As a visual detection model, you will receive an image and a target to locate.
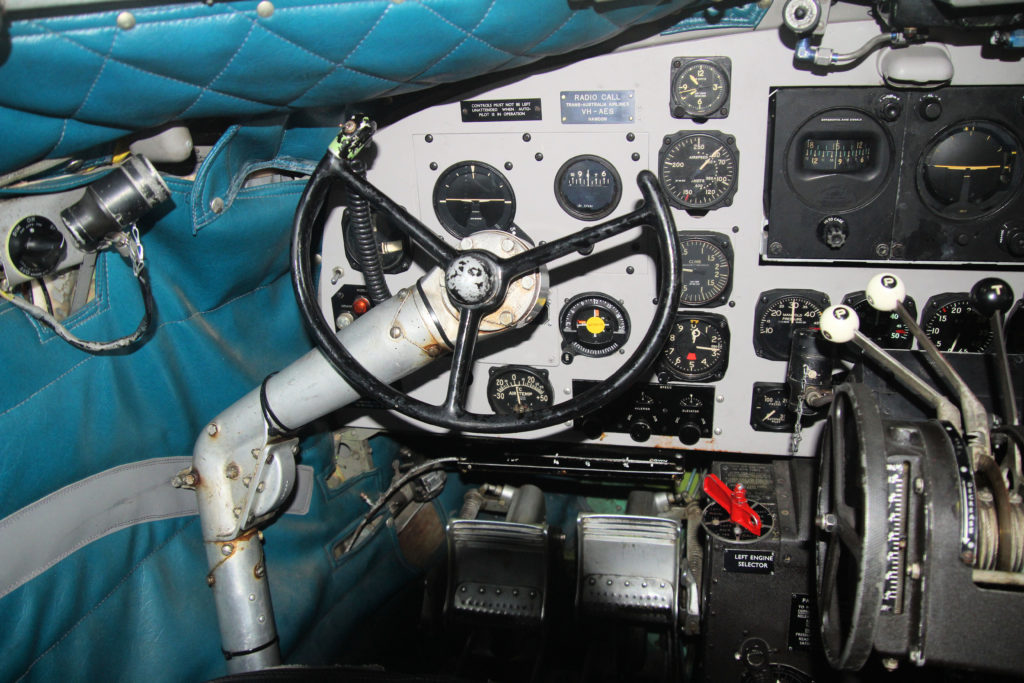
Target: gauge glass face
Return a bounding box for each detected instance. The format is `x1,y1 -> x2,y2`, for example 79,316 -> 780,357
918,121 -> 1021,219
923,298 -> 993,352
8,215 -> 66,278
559,293 -> 631,357
755,292 -> 828,361
679,236 -> 732,306
844,293 -> 916,350
750,383 -> 796,432
486,366 -> 554,416
801,137 -> 872,173
432,161 -> 516,238
659,132 -> 738,210
672,61 -> 728,117
554,155 -> 622,221
662,316 -> 728,382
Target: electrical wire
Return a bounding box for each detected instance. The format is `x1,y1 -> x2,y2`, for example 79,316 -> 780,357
0,265 -> 154,353
343,457 -> 458,554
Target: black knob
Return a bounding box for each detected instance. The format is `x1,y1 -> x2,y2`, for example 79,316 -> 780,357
629,420 -> 652,443
877,94 -> 902,122
919,95 -> 942,121
7,215 -> 67,278
678,421 -> 703,446
581,419 -> 603,440
818,216 -> 848,250
1005,227 -> 1024,258
971,278 -> 1015,317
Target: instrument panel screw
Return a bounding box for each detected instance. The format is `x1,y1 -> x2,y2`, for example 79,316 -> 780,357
429,162 -> 438,171
424,134 -> 433,143
875,243 -> 890,257
882,657 -> 899,671
817,512 -> 838,532
768,242 -> 783,256
631,152 -> 641,162
522,133 -> 532,142
626,132 -> 636,142
504,161 -> 513,171
535,152 -> 543,162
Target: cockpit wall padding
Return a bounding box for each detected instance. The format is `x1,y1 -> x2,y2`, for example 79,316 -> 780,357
0,0 -> 695,174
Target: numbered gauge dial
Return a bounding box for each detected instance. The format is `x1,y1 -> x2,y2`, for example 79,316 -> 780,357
842,291 -> 917,349
7,215 -> 67,278
671,58 -> 730,119
750,382 -> 796,432
554,155 -> 622,221
432,161 -> 516,238
659,131 -> 739,211
559,293 -> 631,357
918,121 -> 1021,220
921,294 -> 993,352
661,313 -> 730,382
678,233 -> 733,307
486,366 -> 554,416
753,289 -> 830,361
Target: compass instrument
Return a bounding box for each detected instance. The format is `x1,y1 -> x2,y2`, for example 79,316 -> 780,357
559,292 -> 631,358
432,161 -> 516,238
658,131 -> 739,211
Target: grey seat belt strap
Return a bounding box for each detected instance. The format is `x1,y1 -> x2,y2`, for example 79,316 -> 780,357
0,456 -> 315,599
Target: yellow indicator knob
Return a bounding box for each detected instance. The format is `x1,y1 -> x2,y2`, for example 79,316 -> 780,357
586,316 -> 606,335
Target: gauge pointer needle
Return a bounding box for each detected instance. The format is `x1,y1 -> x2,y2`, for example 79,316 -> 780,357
948,336 -> 959,352
698,147 -> 723,172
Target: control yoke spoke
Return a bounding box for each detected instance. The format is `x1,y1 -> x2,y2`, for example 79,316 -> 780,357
443,308 -> 484,417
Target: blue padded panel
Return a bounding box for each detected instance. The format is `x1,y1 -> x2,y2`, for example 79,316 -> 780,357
0,0 -> 696,174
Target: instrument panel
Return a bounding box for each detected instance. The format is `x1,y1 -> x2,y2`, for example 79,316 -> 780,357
318,21 -> 1024,460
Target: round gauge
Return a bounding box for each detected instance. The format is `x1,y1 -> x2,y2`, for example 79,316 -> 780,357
7,215 -> 66,278
842,291 -> 917,350
678,233 -> 733,307
750,383 -> 795,432
661,313 -> 730,382
701,499 -> 774,543
554,155 -> 622,221
486,366 -> 554,416
342,210 -> 410,273
753,289 -> 830,361
658,131 -> 739,211
921,295 -> 993,353
918,121 -> 1021,220
432,161 -> 516,238
671,59 -> 729,119
559,292 -> 631,357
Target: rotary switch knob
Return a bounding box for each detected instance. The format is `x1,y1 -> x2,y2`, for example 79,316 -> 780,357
629,420 -> 652,443
678,421 -> 703,446
818,216 -> 848,250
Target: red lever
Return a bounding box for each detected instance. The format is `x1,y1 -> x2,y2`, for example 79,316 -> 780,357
703,474 -> 762,536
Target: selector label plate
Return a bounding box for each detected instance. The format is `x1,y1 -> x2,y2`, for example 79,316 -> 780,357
723,548 -> 774,574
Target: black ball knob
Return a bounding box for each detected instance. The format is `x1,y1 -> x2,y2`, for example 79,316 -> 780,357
971,278 -> 1014,317
629,420 -> 652,443
877,94 -> 902,122
581,419 -> 603,440
678,421 -> 703,446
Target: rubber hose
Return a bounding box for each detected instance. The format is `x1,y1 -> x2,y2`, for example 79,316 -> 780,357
348,160 -> 391,305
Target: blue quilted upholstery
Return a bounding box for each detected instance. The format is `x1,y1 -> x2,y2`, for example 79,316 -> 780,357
0,0 -> 695,174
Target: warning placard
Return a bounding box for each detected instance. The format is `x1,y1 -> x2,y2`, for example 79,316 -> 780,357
461,99 -> 542,122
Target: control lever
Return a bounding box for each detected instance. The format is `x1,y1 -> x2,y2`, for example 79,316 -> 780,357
702,474 -> 761,536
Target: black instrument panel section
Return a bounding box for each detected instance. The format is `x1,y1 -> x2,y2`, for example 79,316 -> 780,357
574,380 -> 714,445
765,86 -> 1024,263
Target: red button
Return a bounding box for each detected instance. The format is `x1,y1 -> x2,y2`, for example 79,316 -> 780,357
353,297 -> 370,315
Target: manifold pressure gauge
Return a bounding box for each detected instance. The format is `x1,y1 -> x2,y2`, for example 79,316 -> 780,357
753,289 -> 830,361
660,313 -> 730,383
669,57 -> 731,120
486,366 -> 554,416
658,131 -> 739,212
678,232 -> 733,307
559,292 -> 630,358
432,161 -> 516,238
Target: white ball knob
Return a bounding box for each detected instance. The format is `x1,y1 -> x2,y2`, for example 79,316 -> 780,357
820,305 -> 859,343
865,273 -> 905,312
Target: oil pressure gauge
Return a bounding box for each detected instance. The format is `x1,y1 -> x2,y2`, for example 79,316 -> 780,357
486,366 -> 553,416
559,292 -> 630,358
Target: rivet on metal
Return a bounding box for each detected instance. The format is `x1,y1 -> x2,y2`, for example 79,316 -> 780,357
500,238 -> 515,252
256,482 -> 265,493
207,423 -> 219,436
221,544 -> 233,556
520,275 -> 535,290
225,463 -> 239,479
389,326 -> 402,339
498,310 -> 514,325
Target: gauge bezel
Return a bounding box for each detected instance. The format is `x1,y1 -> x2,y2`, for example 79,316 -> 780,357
915,120 -> 1023,221
669,56 -> 731,120
553,154 -> 622,222
920,293 -> 994,353
841,291 -> 917,350
431,160 -> 517,238
660,312 -> 730,383
558,292 -> 632,358
677,231 -> 733,307
485,365 -> 554,416
658,130 -> 739,211
752,288 -> 831,361
750,382 -> 797,432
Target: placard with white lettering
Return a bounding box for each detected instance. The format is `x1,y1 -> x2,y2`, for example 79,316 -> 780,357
560,90 -> 635,124
461,99 -> 542,122
723,548 -> 774,574
788,594 -> 813,650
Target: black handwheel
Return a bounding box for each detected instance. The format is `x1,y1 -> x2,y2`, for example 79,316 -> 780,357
291,153 -> 681,433
816,382 -> 887,670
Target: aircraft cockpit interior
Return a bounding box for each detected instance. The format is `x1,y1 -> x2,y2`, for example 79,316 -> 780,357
1,0 -> 1023,680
